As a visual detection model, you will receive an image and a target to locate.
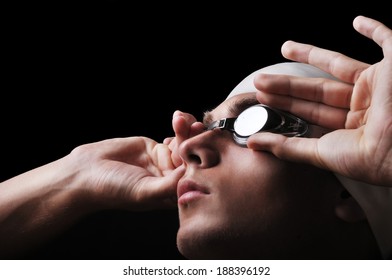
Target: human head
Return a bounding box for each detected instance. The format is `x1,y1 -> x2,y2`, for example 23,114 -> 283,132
175,62 -> 382,259
226,62 -> 392,259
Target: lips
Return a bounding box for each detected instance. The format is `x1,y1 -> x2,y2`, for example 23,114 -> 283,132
177,179 -> 210,205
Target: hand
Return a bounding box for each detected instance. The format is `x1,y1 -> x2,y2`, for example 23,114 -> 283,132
72,136 -> 185,210
248,15 -> 392,187
0,136 -> 185,257
163,110 -> 205,167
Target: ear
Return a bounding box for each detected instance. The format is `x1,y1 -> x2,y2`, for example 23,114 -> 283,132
335,190 -> 367,223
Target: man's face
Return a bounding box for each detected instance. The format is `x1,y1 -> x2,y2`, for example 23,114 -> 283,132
175,92 -> 342,259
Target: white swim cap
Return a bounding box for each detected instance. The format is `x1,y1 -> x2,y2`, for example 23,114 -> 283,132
228,62 -> 392,259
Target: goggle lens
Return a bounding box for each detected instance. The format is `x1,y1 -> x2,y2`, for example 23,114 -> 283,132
207,104 -> 308,145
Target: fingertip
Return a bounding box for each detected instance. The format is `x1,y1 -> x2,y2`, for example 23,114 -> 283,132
190,122 -> 206,137
172,114 -> 185,133
281,40 -> 290,52
172,155 -> 184,169
281,40 -> 294,47
173,110 -> 183,118
247,133 -> 283,151
163,137 -> 173,145
281,40 -> 296,58
172,163 -> 186,177
352,15 -> 362,29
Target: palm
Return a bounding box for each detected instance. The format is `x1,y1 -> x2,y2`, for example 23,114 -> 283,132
250,16 -> 392,186
71,137 -> 182,211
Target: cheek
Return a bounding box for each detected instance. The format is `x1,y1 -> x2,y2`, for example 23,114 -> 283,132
216,151 -> 294,221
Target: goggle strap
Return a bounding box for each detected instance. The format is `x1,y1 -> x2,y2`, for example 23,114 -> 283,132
207,118 -> 236,131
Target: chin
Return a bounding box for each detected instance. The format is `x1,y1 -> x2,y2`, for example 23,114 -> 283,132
176,226 -> 210,259
176,226 -> 228,259
176,239 -> 228,260
176,225 -> 264,260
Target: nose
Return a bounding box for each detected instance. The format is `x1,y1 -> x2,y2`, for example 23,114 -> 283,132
178,130 -> 222,168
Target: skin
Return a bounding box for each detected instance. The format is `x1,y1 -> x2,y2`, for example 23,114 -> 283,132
0,137 -> 184,257
0,15 -> 387,260
168,93 -> 380,259
248,15 -> 392,187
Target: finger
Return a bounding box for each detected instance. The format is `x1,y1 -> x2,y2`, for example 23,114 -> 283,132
281,41 -> 370,84
172,110 -> 205,143
352,17 -> 392,139
353,15 -> 392,54
155,165 -> 186,209
254,73 -> 353,108
96,137 -> 157,162
163,137 -> 173,145
172,110 -> 197,143
154,143 -> 175,172
247,132 -> 324,168
189,122 -> 206,138
256,92 -> 348,130
171,111 -> 204,168
136,165 -> 185,210
257,92 -> 348,129
168,139 -> 183,168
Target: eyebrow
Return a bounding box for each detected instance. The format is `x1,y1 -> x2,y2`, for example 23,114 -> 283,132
202,95 -> 260,127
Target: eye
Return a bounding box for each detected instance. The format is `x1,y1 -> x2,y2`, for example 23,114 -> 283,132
234,106 -> 269,137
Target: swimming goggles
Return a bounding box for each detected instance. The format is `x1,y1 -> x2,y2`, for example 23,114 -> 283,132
206,104 -> 310,146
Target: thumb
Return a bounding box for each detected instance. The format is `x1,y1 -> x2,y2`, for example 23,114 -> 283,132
247,132 -> 320,167
157,165 -> 186,208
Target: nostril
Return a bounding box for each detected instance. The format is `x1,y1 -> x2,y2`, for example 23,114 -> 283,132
188,154 -> 202,165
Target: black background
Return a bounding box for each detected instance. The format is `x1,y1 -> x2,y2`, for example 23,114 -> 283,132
1,2 -> 391,259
